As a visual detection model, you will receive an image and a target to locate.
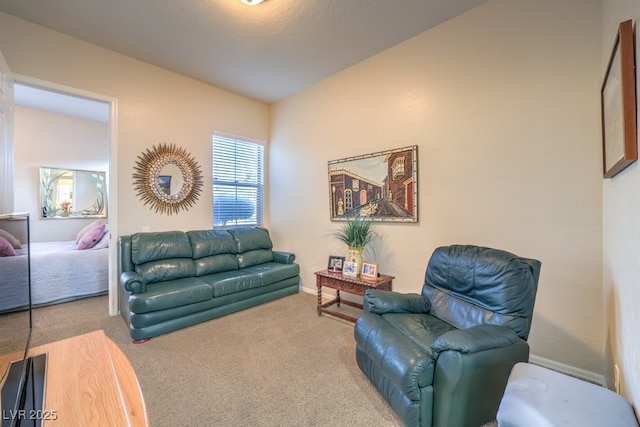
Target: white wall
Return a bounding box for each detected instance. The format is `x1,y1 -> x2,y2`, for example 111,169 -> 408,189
0,12 -> 270,237
271,0 -> 604,375
4,0 -> 634,400
602,0 -> 640,413
13,106 -> 108,242
0,11 -> 270,314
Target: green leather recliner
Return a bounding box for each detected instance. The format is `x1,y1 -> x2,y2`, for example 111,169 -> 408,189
354,245 -> 541,427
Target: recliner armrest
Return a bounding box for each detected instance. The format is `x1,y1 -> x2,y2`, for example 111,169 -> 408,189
431,324 -> 521,354
120,271 -> 147,294
273,251 -> 295,264
364,289 -> 430,314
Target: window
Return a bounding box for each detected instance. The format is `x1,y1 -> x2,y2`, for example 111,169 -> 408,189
212,133 -> 264,228
344,189 -> 353,211
392,156 -> 405,180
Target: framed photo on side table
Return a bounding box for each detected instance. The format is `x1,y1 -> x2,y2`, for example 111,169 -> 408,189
342,261 -> 358,278
327,255 -> 345,272
601,19 -> 637,178
361,262 -> 379,281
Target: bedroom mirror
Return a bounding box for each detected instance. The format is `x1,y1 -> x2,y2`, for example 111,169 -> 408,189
40,167 -> 107,219
132,143 -> 203,215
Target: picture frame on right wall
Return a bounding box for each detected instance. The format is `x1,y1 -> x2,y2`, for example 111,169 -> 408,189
601,19 -> 637,179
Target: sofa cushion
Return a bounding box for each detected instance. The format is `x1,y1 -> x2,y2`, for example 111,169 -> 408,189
199,270 -> 262,297
128,278 -> 213,314
187,230 -> 237,259
136,258 -> 196,283
195,254 -> 239,276
237,249 -> 274,268
229,227 -> 273,253
383,313 -> 456,358
242,262 -> 300,286
131,231 -> 192,264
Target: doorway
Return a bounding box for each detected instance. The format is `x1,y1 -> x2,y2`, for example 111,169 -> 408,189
13,76 -> 119,316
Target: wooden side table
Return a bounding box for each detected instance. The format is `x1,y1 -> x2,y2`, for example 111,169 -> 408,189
315,269 -> 394,323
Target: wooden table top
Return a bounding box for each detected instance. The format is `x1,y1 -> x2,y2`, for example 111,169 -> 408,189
0,330 -> 147,426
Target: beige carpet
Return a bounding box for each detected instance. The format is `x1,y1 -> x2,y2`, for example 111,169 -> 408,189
22,292 -> 403,427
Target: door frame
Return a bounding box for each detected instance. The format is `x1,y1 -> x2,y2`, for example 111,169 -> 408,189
15,74 -> 120,316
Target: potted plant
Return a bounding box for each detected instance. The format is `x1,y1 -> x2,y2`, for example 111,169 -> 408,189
333,217 -> 375,275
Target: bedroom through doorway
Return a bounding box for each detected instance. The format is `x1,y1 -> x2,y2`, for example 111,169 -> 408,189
12,78 -> 119,316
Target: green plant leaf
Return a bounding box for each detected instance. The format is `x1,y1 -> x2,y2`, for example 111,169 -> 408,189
333,217 -> 375,248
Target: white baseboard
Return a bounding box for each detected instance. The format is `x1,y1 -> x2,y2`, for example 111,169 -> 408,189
300,285 -> 315,295
528,354 -> 605,386
301,284 -> 344,300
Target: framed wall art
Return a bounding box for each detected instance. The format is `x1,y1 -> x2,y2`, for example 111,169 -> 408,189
601,19 -> 637,179
328,145 -> 418,222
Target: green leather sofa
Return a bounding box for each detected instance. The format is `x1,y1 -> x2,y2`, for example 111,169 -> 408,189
119,227 -> 299,341
354,245 -> 541,427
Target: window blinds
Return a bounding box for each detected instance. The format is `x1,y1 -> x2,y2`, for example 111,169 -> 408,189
212,133 -> 264,227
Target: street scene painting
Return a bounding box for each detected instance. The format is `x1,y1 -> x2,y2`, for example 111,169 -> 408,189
328,146 -> 418,222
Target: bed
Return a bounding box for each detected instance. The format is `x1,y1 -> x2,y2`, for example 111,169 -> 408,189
0,241 -> 108,314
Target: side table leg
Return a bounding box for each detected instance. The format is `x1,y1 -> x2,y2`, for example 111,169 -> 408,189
317,285 -> 322,316
336,290 -> 341,308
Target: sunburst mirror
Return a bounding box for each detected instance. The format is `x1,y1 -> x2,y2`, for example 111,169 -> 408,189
133,143 -> 203,215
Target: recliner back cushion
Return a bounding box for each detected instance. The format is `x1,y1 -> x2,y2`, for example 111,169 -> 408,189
228,227 -> 274,268
423,245 -> 538,339
131,231 -> 192,264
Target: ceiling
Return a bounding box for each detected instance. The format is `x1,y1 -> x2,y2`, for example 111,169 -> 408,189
14,83 -> 110,122
0,0 -> 488,104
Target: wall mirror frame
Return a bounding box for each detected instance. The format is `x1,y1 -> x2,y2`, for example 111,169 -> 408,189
132,143 -> 203,215
40,167 -> 107,219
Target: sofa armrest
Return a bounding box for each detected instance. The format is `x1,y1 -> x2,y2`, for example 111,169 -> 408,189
273,251 -> 296,264
363,289 -> 430,314
431,324 -> 521,354
120,271 -> 147,294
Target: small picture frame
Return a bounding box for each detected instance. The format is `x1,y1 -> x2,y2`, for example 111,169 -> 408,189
361,262 -> 379,280
327,255 -> 345,272
342,261 -> 358,278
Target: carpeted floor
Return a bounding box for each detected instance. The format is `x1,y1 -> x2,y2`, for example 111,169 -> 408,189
20,292 -> 403,426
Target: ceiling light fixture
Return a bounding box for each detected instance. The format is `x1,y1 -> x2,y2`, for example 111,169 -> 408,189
240,0 -> 265,5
